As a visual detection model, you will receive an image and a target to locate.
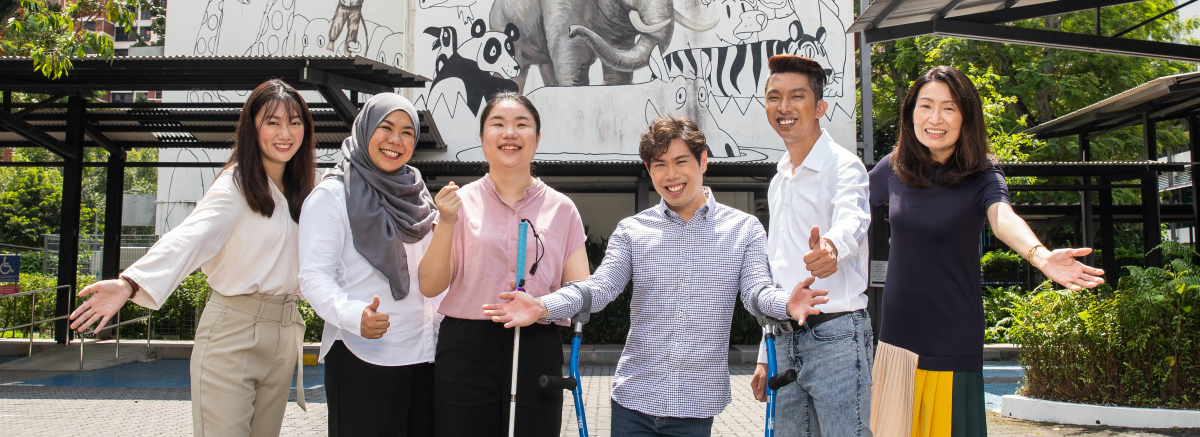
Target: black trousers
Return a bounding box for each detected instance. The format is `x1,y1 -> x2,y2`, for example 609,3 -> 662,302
433,316 -> 563,437
325,340 -> 435,437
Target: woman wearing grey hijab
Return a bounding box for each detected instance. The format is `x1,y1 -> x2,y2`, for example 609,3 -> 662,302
298,93 -> 440,436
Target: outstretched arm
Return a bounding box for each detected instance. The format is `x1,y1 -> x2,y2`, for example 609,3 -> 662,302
988,202 -> 1105,290
484,224 -> 632,327
71,175 -> 245,333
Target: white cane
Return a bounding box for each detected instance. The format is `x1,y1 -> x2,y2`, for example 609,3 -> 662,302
508,221 -> 530,437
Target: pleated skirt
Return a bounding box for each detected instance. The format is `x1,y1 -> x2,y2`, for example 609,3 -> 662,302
869,342 -> 987,437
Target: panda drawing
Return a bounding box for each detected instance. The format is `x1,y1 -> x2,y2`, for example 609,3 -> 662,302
424,19 -> 521,115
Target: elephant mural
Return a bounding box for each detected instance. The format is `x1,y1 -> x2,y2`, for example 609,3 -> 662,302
489,0 -> 717,91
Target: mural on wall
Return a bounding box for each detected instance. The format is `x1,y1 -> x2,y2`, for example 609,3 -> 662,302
413,0 -> 856,162
161,0 -> 408,232
158,0 -> 855,228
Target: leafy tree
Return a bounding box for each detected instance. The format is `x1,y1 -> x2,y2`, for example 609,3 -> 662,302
0,167 -> 62,247
1,0 -> 141,78
866,0 -> 1199,164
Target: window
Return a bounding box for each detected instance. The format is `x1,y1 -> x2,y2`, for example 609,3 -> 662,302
115,27 -> 137,42
83,21 -> 96,32
140,8 -> 153,19
111,93 -> 134,104
114,49 -> 129,57
140,27 -> 152,41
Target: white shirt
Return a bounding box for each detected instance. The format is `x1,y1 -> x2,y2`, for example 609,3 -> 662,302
298,179 -> 442,367
124,168 -> 300,310
758,130 -> 871,361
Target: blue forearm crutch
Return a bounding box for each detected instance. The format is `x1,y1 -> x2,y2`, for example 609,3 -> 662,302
752,285 -> 798,437
507,221 -> 529,437
539,281 -> 592,437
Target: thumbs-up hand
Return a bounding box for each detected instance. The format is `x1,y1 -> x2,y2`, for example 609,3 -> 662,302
802,226 -> 838,279
360,295 -> 390,339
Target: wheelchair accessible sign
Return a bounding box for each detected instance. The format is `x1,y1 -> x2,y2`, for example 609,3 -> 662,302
0,254 -> 18,294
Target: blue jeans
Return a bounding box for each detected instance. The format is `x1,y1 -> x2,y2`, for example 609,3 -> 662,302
611,399 -> 714,437
772,309 -> 874,437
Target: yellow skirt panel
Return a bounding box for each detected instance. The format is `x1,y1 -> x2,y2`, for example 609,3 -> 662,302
911,369 -> 954,437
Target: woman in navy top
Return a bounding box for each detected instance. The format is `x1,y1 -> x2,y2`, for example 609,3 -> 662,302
867,66 -> 1105,436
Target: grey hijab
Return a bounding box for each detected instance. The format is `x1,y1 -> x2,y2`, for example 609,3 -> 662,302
324,93 -> 436,300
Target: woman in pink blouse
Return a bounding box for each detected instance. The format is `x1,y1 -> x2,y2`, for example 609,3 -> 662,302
418,92 -> 590,437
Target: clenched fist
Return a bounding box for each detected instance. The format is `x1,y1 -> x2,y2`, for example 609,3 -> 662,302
435,182 -> 462,225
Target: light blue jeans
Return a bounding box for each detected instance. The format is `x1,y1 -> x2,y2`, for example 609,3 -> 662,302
772,309 -> 874,437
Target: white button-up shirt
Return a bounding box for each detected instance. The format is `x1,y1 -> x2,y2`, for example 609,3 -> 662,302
767,129 -> 870,314
298,179 -> 442,366
757,130 -> 870,362
123,168 -> 301,310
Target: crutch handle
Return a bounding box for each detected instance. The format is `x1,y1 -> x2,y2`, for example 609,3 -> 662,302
768,368 -> 797,391
538,375 -> 578,391
565,281 -> 592,325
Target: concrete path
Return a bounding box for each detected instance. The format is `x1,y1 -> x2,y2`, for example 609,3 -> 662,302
1,358 -> 1197,436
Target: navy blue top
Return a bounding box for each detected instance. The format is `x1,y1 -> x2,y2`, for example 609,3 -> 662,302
869,154 -> 1010,372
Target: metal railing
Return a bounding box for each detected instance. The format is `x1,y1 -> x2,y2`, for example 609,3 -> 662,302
0,284 -> 153,371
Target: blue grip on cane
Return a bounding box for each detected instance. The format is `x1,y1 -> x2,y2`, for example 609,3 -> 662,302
516,221 -> 528,288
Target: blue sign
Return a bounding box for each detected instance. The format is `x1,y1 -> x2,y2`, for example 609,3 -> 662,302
0,254 -> 19,283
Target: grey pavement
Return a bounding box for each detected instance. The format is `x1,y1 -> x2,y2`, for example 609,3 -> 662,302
1,359 -> 1197,436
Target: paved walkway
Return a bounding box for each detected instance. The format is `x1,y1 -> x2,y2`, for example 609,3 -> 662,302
0,358 -> 1196,436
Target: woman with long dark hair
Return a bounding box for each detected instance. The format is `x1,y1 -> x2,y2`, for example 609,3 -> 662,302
298,93 -> 440,436
70,79 -> 316,437
867,66 -> 1105,436
417,92 -> 590,437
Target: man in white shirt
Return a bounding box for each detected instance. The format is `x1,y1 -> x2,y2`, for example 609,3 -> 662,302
749,54 -> 873,436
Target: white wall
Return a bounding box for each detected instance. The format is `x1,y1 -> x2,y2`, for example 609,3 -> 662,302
158,0 -> 851,236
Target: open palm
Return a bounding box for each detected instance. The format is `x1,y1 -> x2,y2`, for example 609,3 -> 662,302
1038,248 -> 1105,291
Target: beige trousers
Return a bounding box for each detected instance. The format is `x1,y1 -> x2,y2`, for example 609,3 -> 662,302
190,292 -> 305,437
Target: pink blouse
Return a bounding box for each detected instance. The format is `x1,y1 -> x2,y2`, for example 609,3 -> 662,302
438,174 -> 587,320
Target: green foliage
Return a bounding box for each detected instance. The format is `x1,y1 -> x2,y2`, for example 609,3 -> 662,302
982,286 -> 1030,343
981,249 -> 1023,285
1,0 -> 141,78
0,272 -> 94,338
0,272 -> 325,342
867,0 -> 1198,168
0,132 -> 158,248
1009,241 -> 1200,409
0,167 -> 62,247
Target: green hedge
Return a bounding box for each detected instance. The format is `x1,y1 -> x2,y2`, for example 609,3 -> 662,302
1009,241 -> 1200,409
0,272 -> 325,342
981,250 -> 1023,285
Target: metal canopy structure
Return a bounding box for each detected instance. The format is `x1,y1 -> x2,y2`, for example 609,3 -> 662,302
1018,71 -> 1200,274
0,55 -> 430,344
1025,71 -> 1200,139
0,106 -> 447,151
850,0 -> 1200,63
0,56 -> 429,127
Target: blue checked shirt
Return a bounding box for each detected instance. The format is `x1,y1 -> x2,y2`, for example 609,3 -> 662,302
540,188 -> 794,418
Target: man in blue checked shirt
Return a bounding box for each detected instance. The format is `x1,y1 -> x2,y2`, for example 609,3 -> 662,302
483,116 -> 830,437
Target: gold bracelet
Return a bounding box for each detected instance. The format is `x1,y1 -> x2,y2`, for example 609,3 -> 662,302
1026,244 -> 1046,264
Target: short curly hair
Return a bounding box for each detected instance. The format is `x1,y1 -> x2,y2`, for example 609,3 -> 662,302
638,116 -> 708,163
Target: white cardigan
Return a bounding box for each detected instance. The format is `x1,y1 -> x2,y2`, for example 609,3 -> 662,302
297,179 -> 442,366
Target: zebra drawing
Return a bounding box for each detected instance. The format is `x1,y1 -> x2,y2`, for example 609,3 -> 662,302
660,21 -> 840,102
